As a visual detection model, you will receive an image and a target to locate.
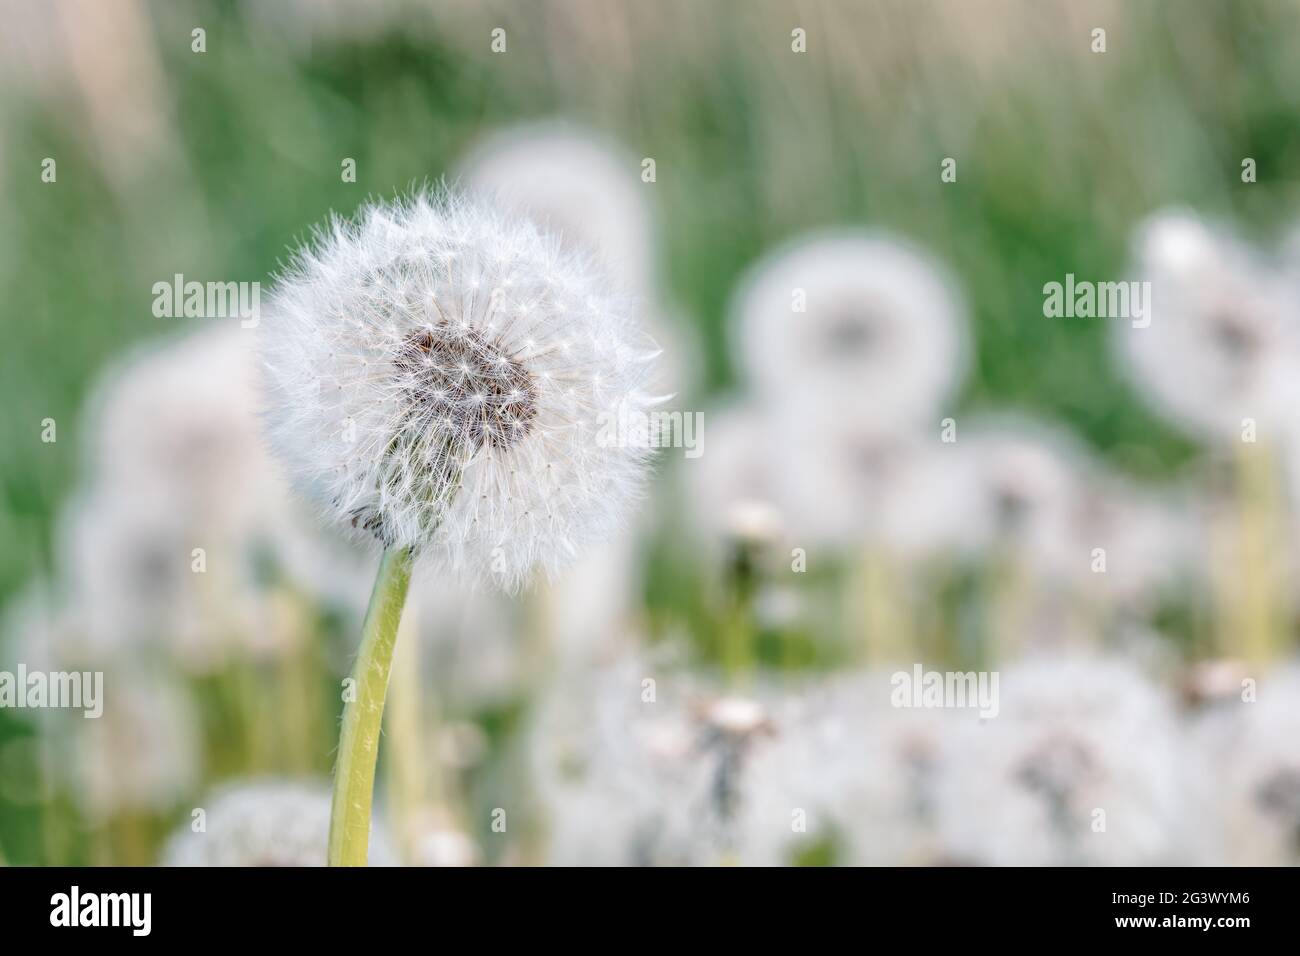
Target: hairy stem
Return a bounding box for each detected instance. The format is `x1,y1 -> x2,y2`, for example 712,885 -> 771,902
328,545 -> 414,866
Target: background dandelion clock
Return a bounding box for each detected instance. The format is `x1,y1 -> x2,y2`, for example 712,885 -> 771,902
1113,209 -> 1300,444
731,230 -> 968,434
260,189 -> 659,865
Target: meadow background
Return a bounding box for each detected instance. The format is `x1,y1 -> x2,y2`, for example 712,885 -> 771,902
2,0 -> 1299,866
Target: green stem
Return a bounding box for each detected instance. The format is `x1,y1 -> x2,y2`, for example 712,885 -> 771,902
328,546 -> 414,867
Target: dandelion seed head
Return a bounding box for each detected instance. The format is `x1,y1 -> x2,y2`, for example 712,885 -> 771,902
529,650 -> 751,865
69,668 -> 200,822
1192,664 -> 1300,865
731,231 -> 969,432
260,189 -> 657,590
736,669 -> 949,866
459,122 -> 655,297
933,656 -> 1196,866
63,326 -> 373,668
684,403 -> 783,548
1114,209 -> 1300,442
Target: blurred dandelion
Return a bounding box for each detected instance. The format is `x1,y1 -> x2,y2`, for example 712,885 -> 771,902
1192,664 -> 1300,865
933,656 -> 1195,866
460,121 -> 696,396
1114,210 -> 1300,443
530,650 -> 775,865
738,669 -> 947,866
68,665 -> 201,864
1115,211 -> 1300,663
730,231 -> 968,433
460,122 -> 656,299
260,189 -> 659,864
58,326 -> 368,672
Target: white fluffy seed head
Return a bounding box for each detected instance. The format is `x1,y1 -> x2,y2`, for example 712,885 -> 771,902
1192,664 -> 1300,865
731,230 -> 969,431
460,123 -> 696,396
933,656 -> 1196,865
260,190 -> 659,590
1114,209 -> 1300,442
458,121 -> 656,297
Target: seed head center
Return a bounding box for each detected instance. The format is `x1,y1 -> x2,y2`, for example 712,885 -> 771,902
397,323 -> 538,449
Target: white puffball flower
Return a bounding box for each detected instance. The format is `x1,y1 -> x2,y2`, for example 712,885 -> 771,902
460,122 -> 697,396
530,649 -> 776,865
2,579 -> 99,678
82,326 -> 270,526
770,416 -> 947,553
260,190 -> 659,590
932,656 -> 1197,866
731,231 -> 969,432
68,666 -> 201,823
161,778 -> 396,867
459,121 -> 655,298
1113,209 -> 1300,443
932,415 -> 1094,578
682,401 -> 785,549
64,325 -> 373,669
1072,475 -> 1197,613
1191,663 -> 1300,865
2,597 -> 202,820
737,669 -> 950,866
